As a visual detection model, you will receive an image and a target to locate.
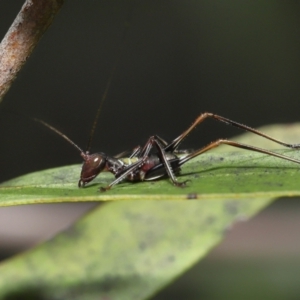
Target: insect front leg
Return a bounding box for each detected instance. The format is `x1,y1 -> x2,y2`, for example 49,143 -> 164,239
82,135 -> 160,192
99,157 -> 148,192
99,136 -> 158,191
99,135 -> 187,191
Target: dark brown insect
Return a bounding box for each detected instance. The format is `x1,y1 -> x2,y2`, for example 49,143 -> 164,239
36,113 -> 300,192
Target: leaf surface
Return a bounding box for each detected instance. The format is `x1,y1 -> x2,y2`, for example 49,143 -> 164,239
0,199 -> 272,299
1,149 -> 300,205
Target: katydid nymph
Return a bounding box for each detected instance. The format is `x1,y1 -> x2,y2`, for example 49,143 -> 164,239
36,114 -> 300,192
35,4 -> 300,192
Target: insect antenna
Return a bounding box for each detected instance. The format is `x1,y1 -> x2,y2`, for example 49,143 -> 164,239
34,118 -> 85,155
85,48 -> 120,152
86,1 -> 135,152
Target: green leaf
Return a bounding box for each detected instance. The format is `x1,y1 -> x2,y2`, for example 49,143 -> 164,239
0,124 -> 300,299
1,149 -> 300,206
0,199 -> 272,299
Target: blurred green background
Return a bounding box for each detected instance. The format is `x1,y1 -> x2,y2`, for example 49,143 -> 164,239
1,1 -> 300,299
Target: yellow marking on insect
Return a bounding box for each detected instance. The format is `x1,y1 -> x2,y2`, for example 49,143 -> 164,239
120,157 -> 139,166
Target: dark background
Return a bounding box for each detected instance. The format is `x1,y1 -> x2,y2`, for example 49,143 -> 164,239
1,1 -> 300,299
1,1 -> 300,183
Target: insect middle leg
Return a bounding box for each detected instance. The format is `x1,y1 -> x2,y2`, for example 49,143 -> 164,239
114,136 -> 169,160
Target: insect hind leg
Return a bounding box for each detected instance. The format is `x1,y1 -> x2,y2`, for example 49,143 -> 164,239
178,139 -> 300,167
165,112 -> 300,153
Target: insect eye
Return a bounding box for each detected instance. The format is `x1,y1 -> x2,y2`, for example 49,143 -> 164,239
90,156 -> 102,167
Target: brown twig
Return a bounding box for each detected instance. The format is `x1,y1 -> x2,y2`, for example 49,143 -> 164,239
0,0 -> 64,103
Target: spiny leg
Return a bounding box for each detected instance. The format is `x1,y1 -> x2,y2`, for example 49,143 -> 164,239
165,112 -> 300,153
100,135 -> 162,191
178,139 -> 300,167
